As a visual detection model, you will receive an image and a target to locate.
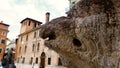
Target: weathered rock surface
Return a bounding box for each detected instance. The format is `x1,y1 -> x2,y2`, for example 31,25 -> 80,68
40,0 -> 120,68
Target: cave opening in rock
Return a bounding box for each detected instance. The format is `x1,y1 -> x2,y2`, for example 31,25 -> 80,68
73,38 -> 82,47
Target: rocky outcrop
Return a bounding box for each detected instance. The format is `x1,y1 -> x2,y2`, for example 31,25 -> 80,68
40,0 -> 120,68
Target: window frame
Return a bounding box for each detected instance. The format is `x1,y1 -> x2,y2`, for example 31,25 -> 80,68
36,57 -> 38,64
1,39 -> 5,44
48,58 -> 51,65
2,31 -> 6,36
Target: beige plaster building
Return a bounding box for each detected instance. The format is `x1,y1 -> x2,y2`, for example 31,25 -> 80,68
15,13 -> 65,68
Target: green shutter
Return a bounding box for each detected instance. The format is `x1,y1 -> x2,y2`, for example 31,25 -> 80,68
1,39 -> 5,44
0,48 -> 2,53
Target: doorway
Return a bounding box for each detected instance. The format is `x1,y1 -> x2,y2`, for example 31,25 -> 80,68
40,52 -> 46,68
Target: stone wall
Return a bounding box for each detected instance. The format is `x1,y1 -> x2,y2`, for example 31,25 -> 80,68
40,0 -> 120,68
15,63 -> 66,68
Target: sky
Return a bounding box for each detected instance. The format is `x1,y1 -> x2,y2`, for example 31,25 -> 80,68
0,0 -> 69,40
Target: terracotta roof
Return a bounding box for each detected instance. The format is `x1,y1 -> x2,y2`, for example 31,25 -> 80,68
20,17 -> 42,24
0,23 -> 9,26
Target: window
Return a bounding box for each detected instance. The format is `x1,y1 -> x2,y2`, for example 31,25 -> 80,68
21,37 -> 22,42
37,43 -> 40,51
26,35 -> 28,41
34,32 -> 36,38
19,47 -> 21,53
0,48 -> 2,53
36,58 -> 38,64
32,44 -> 35,52
28,21 -> 31,26
24,22 -> 26,25
34,23 -> 36,28
72,1 -> 75,4
22,57 -> 25,63
29,57 -> 33,64
25,46 -> 27,53
1,39 -> 5,44
39,30 -> 41,37
17,57 -> 20,63
38,23 -> 40,26
58,58 -> 62,66
2,31 -> 6,36
48,58 -> 51,65
6,48 -> 9,51
40,52 -> 46,68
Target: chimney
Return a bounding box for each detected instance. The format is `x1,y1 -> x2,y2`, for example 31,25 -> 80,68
45,12 -> 50,23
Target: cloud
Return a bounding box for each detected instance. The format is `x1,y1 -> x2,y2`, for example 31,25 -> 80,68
0,0 -> 69,40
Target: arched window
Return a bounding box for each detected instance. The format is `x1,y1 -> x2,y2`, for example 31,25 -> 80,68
58,58 -> 62,66
40,52 -> 46,68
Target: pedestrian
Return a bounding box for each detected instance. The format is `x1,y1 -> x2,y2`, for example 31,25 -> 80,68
8,48 -> 16,68
1,53 -> 9,68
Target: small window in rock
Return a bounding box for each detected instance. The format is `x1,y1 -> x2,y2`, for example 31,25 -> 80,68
73,38 -> 82,47
58,58 -> 62,66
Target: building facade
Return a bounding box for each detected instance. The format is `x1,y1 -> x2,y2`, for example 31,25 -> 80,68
5,39 -> 16,53
0,21 -> 9,61
15,14 -> 64,68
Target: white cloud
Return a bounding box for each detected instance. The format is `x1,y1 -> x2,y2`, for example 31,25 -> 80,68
0,0 -> 69,40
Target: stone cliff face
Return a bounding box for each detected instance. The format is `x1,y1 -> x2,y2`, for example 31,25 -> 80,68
40,0 -> 120,68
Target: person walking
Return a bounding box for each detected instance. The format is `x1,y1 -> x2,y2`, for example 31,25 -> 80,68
1,53 -> 9,68
7,48 -> 16,68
